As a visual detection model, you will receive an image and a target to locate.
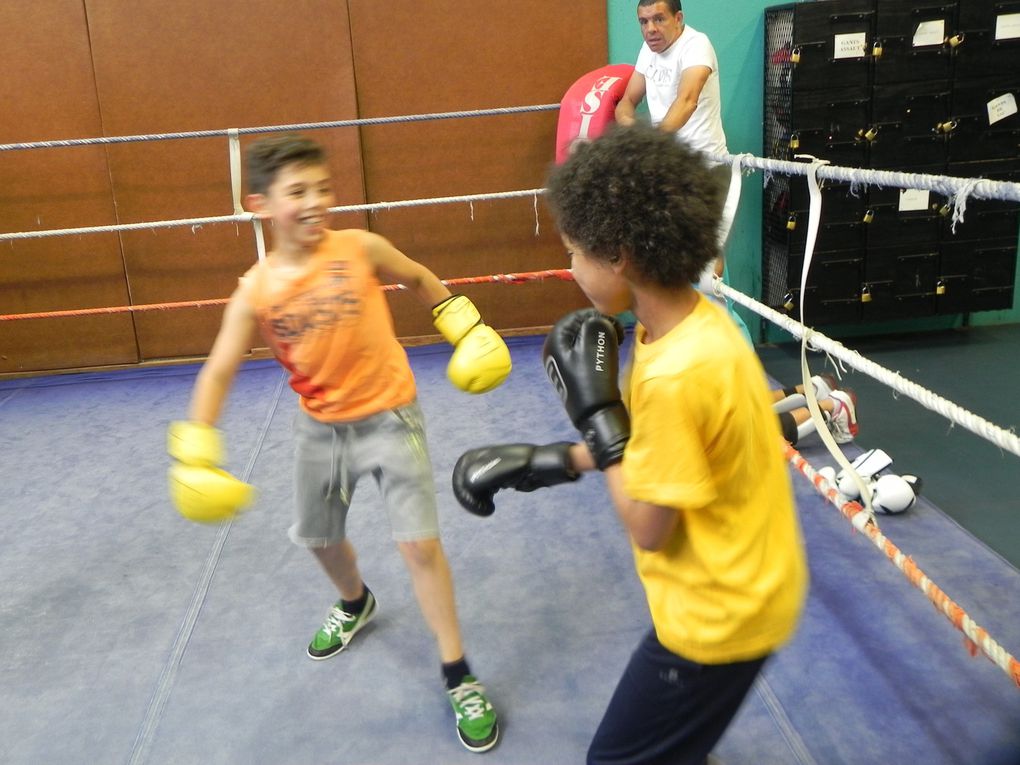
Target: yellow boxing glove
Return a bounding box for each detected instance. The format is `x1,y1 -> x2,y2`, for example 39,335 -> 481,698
432,295 -> 512,394
167,421 -> 256,523
167,420 -> 223,465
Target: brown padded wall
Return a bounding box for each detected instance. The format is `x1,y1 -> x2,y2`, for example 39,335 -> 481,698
84,0 -> 366,360
0,1 -> 136,373
3,2 -> 607,374
348,0 -> 607,336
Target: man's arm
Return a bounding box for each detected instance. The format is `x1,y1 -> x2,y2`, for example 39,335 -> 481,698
657,64 -> 711,135
615,70 -> 647,127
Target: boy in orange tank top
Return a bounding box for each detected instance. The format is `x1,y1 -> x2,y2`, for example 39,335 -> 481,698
166,134 -> 510,753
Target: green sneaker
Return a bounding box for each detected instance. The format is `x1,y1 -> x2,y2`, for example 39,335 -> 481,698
306,590 -> 377,660
447,675 -> 499,753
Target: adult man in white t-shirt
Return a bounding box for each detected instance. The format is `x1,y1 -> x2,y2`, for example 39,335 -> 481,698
617,0 -> 750,342
615,0 -> 728,157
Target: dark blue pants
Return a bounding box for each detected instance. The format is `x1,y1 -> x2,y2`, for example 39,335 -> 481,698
587,628 -> 767,765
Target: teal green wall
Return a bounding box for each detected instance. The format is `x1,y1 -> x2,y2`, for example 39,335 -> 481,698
606,0 -> 1019,340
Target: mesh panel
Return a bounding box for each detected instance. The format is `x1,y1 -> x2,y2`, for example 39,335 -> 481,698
763,5 -> 796,314
763,236 -> 792,308
764,6 -> 795,164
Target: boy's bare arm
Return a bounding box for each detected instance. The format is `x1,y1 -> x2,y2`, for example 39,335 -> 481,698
189,285 -> 258,425
364,231 -> 449,307
604,465 -> 681,551
568,443 -> 679,551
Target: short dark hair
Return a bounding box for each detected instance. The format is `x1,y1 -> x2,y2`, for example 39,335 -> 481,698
545,124 -> 721,288
638,0 -> 682,13
246,134 -> 326,194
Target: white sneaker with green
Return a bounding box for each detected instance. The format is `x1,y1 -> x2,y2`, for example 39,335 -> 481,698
307,591 -> 377,660
447,675 -> 499,753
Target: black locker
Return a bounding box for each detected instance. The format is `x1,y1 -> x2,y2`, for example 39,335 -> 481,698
954,0 -> 1020,79
937,158 -> 1019,313
787,288 -> 864,324
863,245 -> 939,319
767,0 -> 873,92
873,0 -> 956,84
766,174 -> 869,252
941,159 -> 1020,242
763,236 -> 864,326
787,86 -> 871,166
866,181 -> 943,248
947,76 -> 1020,162
867,80 -> 951,168
939,241 -> 1018,313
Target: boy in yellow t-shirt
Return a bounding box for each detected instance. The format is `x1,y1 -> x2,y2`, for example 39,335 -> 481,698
166,134 -> 510,753
453,123 -> 807,764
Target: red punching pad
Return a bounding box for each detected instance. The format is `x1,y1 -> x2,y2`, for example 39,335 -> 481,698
555,64 -> 634,164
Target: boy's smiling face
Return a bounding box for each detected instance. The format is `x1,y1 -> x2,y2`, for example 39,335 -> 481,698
255,161 -> 336,253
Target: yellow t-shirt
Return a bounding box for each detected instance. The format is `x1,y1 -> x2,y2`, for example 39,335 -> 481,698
243,229 -> 417,422
623,295 -> 807,664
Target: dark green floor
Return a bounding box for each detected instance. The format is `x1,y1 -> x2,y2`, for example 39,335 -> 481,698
757,322 -> 1020,570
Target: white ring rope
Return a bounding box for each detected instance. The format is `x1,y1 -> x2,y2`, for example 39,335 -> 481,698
715,279 -> 1020,460
0,189 -> 546,242
0,105 -> 560,153
709,151 -> 1020,204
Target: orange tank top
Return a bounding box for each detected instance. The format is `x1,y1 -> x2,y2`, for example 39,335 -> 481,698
244,229 -> 417,422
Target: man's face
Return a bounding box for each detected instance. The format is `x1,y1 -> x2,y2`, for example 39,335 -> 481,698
637,2 -> 683,53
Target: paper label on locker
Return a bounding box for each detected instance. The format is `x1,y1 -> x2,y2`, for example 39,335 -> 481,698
833,32 -> 867,60
987,93 -> 1018,126
912,20 -> 945,47
899,189 -> 930,212
994,13 -> 1020,41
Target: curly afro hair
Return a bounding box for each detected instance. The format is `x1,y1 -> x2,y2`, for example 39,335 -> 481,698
545,124 -> 722,288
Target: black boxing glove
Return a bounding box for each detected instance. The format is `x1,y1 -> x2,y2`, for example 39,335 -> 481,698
452,442 -> 580,516
542,309 -> 630,469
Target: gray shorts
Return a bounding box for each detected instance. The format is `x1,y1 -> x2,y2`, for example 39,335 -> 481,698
289,401 -> 439,547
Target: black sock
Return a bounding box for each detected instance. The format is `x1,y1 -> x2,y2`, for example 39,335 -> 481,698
782,385 -> 798,397
442,657 -> 471,690
777,411 -> 798,445
341,586 -> 370,615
